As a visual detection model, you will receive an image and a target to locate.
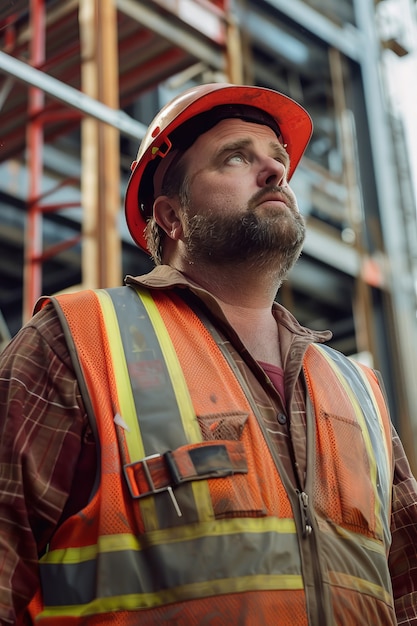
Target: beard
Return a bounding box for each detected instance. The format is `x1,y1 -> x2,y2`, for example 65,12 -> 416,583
181,186 -> 306,280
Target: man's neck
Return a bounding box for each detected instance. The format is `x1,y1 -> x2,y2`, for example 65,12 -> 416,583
218,300 -> 282,367
178,263 -> 283,367
177,260 -> 280,310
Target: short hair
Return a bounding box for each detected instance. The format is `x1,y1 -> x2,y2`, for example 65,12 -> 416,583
144,153 -> 189,264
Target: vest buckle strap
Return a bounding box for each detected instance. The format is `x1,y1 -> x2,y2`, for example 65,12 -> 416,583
123,452 -> 183,517
123,442 -> 248,501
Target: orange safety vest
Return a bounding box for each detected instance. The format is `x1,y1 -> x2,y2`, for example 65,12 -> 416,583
29,286 -> 395,625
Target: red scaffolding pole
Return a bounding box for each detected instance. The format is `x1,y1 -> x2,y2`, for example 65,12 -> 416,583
22,0 -> 83,321
23,0 -> 45,321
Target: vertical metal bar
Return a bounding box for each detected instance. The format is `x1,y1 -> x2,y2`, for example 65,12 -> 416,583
23,0 -> 45,321
328,47 -> 376,360
353,0 -> 417,472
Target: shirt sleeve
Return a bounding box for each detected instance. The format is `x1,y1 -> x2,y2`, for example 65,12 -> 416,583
0,305 -> 93,624
389,425 -> 417,625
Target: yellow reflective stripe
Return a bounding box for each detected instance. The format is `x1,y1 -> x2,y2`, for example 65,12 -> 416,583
349,361 -> 391,474
94,289 -> 144,458
319,518 -> 386,555
42,517 -> 297,563
329,571 -> 393,605
347,361 -> 392,539
39,573 -> 304,619
41,543 -> 98,564
313,345 -> 381,537
135,288 -> 213,521
39,518 -> 301,617
94,289 -> 158,529
146,515 -> 297,544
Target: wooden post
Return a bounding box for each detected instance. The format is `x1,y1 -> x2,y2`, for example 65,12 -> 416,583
79,0 -> 121,289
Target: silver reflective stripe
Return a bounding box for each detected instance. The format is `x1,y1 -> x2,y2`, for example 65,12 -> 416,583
40,520 -> 301,608
319,521 -> 393,601
318,344 -> 392,546
106,287 -> 189,450
106,286 -> 201,527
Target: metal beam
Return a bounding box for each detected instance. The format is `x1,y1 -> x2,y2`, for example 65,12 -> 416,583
303,222 -> 360,277
116,0 -> 224,70
0,51 -> 147,141
262,0 -> 363,62
353,0 -> 417,470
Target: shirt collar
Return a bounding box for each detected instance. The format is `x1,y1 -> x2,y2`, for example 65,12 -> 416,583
124,265 -> 332,344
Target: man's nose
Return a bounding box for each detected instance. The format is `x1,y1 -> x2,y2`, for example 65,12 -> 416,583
257,157 -> 286,187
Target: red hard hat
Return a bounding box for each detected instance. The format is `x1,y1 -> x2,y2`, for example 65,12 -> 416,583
125,83 -> 313,252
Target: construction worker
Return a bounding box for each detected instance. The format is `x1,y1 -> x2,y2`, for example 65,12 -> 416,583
0,83 -> 417,625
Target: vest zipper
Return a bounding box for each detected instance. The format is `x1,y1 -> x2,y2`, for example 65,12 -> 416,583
294,483 -> 329,625
296,490 -> 312,538
301,391 -> 332,626
174,295 -> 330,624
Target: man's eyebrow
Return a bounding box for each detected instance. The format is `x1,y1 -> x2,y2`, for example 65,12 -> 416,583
213,137 -> 290,167
213,138 -> 252,161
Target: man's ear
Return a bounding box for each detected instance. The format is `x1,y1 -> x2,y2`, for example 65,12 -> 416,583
153,196 -> 183,241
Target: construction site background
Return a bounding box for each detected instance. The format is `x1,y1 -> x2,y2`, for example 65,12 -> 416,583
0,0 -> 417,469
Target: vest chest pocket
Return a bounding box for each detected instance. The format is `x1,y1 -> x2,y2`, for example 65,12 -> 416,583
123,411 -> 267,523
198,411 -> 267,519
314,410 -> 381,540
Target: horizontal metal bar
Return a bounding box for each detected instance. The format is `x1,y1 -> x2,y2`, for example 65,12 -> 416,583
262,0 -> 363,62
0,51 -> 147,141
116,0 -> 224,69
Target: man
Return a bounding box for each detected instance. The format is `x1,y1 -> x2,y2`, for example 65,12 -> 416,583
0,83 -> 416,625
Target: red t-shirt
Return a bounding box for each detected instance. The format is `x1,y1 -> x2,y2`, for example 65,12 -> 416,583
258,361 -> 285,404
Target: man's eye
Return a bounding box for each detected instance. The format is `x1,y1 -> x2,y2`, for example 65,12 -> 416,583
227,153 -> 246,164
276,153 -> 290,168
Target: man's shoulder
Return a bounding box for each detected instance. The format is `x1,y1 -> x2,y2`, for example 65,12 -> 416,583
27,302 -> 72,363
309,342 -> 371,372
0,301 -> 72,373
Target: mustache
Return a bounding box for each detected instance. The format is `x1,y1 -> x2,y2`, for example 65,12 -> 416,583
248,186 -> 295,211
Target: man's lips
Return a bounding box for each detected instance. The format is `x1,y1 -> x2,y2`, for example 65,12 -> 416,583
248,186 -> 296,213
257,192 -> 289,207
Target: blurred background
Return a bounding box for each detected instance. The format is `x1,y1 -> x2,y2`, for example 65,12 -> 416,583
1,0 -> 417,469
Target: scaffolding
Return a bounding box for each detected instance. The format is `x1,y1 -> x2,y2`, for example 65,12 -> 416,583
1,0 -> 417,469
0,0 -> 241,319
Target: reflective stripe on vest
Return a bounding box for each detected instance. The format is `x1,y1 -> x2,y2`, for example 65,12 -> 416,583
303,343 -> 394,612
313,344 -> 392,545
96,286 -> 212,529
32,287 -> 394,624
34,287 -> 304,621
